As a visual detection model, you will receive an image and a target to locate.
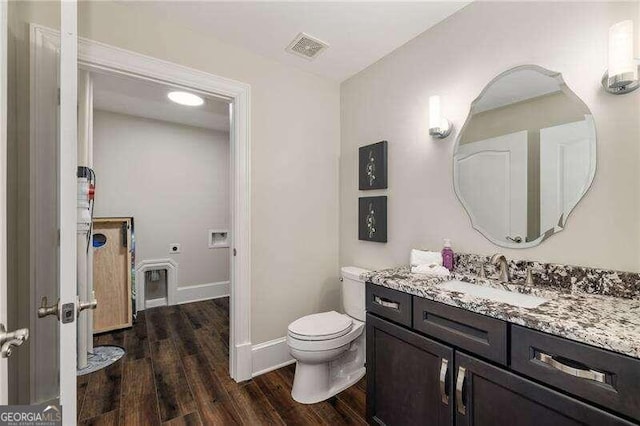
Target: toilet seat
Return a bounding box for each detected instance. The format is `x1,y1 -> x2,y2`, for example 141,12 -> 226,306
287,319 -> 364,352
288,311 -> 352,341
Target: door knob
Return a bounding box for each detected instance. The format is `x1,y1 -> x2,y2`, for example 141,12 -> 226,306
0,324 -> 29,358
38,296 -> 60,319
77,292 -> 97,317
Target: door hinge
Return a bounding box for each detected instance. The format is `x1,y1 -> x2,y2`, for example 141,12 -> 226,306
57,87 -> 60,106
233,248 -> 237,257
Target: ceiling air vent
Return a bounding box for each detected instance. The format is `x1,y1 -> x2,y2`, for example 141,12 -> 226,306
286,32 -> 329,60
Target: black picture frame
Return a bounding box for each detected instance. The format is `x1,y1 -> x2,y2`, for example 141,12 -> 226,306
359,141 -> 388,190
358,196 -> 387,243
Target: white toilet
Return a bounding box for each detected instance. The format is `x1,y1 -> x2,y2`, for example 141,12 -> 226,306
286,266 -> 368,404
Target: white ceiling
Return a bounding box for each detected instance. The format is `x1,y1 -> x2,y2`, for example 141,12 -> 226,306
92,71 -> 230,131
118,1 -> 470,82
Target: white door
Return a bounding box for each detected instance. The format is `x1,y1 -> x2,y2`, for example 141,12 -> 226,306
540,116 -> 596,233
0,0 -> 8,404
454,131 -> 529,244
1,0 -> 34,404
58,2 -> 78,423
29,3 -> 78,420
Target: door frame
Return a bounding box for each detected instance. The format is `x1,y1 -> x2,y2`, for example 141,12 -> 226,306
30,24 -> 253,385
0,0 -> 8,404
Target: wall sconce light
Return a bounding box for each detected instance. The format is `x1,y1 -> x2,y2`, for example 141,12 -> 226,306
429,95 -> 453,139
602,20 -> 639,94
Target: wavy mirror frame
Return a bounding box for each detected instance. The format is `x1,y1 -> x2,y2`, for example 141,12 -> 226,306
453,65 -> 597,249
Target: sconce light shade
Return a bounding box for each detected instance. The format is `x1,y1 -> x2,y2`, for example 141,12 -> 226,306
602,20 -> 639,94
428,95 -> 452,139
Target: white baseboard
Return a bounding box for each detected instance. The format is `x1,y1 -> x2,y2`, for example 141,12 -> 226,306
235,342 -> 253,382
251,337 -> 295,378
176,281 -> 230,305
145,297 -> 167,309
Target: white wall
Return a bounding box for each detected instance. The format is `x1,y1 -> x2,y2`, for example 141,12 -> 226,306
93,110 -> 230,290
9,0 -> 341,359
341,2 -> 640,273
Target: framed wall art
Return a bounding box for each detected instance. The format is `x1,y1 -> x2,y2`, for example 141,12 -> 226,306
359,141 -> 388,190
358,196 -> 387,243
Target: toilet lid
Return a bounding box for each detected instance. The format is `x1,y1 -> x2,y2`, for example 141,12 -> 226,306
288,311 -> 353,341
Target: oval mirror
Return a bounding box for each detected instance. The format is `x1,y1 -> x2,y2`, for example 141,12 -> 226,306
453,65 -> 596,248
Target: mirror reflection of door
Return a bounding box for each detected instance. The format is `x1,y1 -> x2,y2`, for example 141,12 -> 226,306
455,131 -> 528,244
540,116 -> 596,233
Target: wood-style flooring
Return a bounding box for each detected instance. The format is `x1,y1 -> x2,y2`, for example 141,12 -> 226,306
77,298 -> 367,425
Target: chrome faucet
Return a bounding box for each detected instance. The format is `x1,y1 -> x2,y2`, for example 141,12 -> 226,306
490,253 -> 510,283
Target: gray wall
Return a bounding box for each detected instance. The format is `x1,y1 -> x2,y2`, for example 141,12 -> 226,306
93,110 -> 230,289
340,1 -> 640,273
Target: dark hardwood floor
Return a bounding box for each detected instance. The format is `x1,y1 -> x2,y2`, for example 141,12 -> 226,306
77,298 -> 367,425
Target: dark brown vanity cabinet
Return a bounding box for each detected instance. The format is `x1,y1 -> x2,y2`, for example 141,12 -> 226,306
366,314 -> 454,425
365,283 -> 637,426
454,352 -> 633,426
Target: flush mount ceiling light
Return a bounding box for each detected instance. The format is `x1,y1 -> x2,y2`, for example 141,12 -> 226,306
167,91 -> 205,106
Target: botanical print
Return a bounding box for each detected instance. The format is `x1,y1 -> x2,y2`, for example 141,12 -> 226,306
358,196 -> 387,243
359,141 -> 388,190
366,200 -> 376,238
366,149 -> 376,187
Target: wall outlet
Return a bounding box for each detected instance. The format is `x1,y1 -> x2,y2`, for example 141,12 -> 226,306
169,243 -> 181,254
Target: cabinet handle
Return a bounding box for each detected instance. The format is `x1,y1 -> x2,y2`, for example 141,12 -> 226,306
536,352 -> 606,383
455,366 -> 467,416
439,358 -> 449,405
373,295 -> 399,310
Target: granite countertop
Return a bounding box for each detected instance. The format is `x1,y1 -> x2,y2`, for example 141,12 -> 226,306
363,267 -> 640,360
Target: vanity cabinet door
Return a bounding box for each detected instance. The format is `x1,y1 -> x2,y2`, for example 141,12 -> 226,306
367,313 -> 454,426
454,352 -> 634,426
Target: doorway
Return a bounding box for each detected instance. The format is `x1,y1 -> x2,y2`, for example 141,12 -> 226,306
25,24 -> 252,417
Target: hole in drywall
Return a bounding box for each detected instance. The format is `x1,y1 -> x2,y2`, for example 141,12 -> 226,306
93,233 -> 107,248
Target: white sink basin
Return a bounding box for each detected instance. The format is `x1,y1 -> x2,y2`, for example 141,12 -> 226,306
438,280 -> 548,309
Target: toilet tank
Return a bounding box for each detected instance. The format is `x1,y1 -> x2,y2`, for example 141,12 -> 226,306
341,266 -> 369,322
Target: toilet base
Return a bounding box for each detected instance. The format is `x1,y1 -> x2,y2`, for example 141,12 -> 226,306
290,330 -> 366,404
291,363 -> 365,404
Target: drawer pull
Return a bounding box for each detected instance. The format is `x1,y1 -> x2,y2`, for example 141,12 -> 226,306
536,352 -> 606,383
439,358 -> 449,405
455,366 -> 466,415
373,295 -> 400,310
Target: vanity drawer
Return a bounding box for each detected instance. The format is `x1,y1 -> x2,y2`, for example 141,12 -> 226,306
511,325 -> 640,422
412,297 -> 507,365
366,283 -> 412,327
